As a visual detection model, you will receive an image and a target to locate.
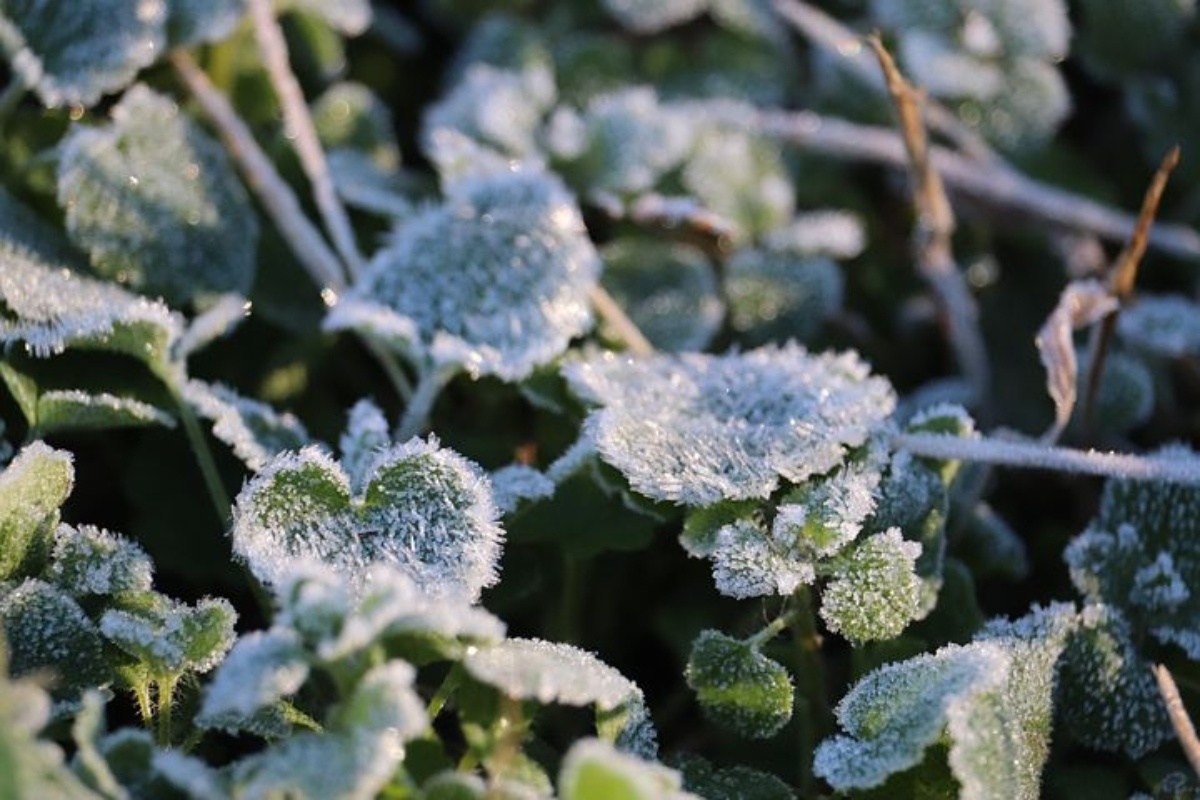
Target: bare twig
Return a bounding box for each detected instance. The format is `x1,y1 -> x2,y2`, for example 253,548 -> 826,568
1153,664 -> 1200,780
170,51 -> 345,290
748,110 -> 1200,262
771,0 -> 996,162
1082,146 -> 1181,431
869,36 -> 990,410
589,285 -> 655,356
247,0 -> 364,281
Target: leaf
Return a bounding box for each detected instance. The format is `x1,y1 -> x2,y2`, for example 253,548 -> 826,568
598,238 -> 723,353
0,579 -> 111,697
326,150 -> 417,218
0,186 -> 88,269
685,630 -> 794,739
0,0 -> 165,108
35,390 -> 174,435
313,82 -> 401,170
196,629 -> 310,729
490,464 -> 555,514
423,63 -> 555,159
229,727 -> 407,800
230,441 -> 504,601
326,170 -> 601,381
0,246 -> 183,375
599,0 -> 707,33
100,594 -> 236,678
338,399 -> 390,495
1117,294 -> 1200,358
673,753 -> 796,800
1073,349 -> 1154,436
331,661 -> 426,740
559,738 -> 696,800
165,0 -> 243,47
563,344 -> 896,506
181,379 -> 311,472
45,524 -> 154,597
820,528 -> 924,645
723,250 -> 843,346
0,441 -> 73,580
762,210 -> 867,260
176,294 -> 251,359
58,85 -> 260,307
283,0 -> 372,36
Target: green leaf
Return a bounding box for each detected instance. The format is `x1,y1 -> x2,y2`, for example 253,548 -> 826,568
313,82 -> 402,170
724,250 -> 843,346
231,441 -> 504,601
673,753 -> 795,800
181,379 -> 310,471
0,0 -> 165,108
165,0 -> 243,47
36,390 -> 174,435
99,594 -> 236,678
685,630 -> 793,739
58,85 -> 260,307
0,579 -> 111,697
679,500 -> 760,559
45,524 -> 154,597
0,441 -> 73,581
820,528 -> 924,645
560,738 -> 694,800
331,661 -> 426,740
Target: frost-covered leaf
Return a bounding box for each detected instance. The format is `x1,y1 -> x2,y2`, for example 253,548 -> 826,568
231,441 -> 503,601
0,579 -> 110,696
34,390 -> 174,436
0,246 -> 183,373
1073,350 -> 1154,436
0,441 -> 73,580
331,661 -> 426,739
0,0 -> 164,108
176,294 -> 251,359
100,594 -> 236,678
70,691 -> 128,800
465,638 -> 656,753
954,502 -> 1030,582
229,727 -> 405,800
491,464 -> 555,514
165,0 -> 242,47
673,754 -> 795,800
327,170 -> 600,381
762,211 -> 867,260
1058,604 -> 1172,757
725,250 -> 843,346
563,344 -> 895,506
685,630 -> 793,739
424,64 -> 554,159
820,528 -> 924,645
339,398 -> 390,495
599,0 -> 707,33
58,85 -> 260,307
598,238 -> 723,353
181,380 -> 310,472
45,524 -> 153,597
0,187 -> 87,269
196,629 -> 309,729
313,82 -> 401,170
559,738 -> 696,800
1118,294 -> 1200,358
284,0 -> 372,36
327,150 -> 417,218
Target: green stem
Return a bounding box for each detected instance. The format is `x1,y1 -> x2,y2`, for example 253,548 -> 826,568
790,585 -> 829,796
395,366 -> 456,441
173,388 -> 231,522
555,555 -> 587,644
746,609 -> 798,651
132,682 -> 154,727
362,334 -> 414,402
156,675 -> 180,747
426,664 -> 462,724
0,75 -> 26,127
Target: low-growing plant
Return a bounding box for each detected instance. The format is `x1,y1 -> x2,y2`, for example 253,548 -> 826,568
1,1 -> 1200,798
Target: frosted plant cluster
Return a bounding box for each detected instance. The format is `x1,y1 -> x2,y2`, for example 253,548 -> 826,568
1117,294 -> 1200,358
181,380 -> 311,472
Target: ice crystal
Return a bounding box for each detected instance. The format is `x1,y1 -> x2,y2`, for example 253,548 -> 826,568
181,380 -> 311,472
99,595 -> 236,677
1117,294 -> 1200,358
559,739 -> 698,800
762,210 -> 867,260
709,519 -> 813,598
58,85 -> 259,307
0,246 -> 183,372
0,0 -> 164,108
563,344 -> 896,506
196,629 -> 310,727
599,0 -> 708,34
339,399 -> 390,494
32,390 -> 174,435
685,630 -> 794,739
820,528 -> 923,645
165,0 -> 242,47
491,464 -> 555,514
231,440 -> 504,601
326,170 -> 600,381
0,579 -> 110,694
0,441 -> 73,581
45,524 -> 153,597
424,64 -> 554,159
725,250 -> 843,346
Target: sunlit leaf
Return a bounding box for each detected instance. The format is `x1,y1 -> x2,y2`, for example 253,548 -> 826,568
559,738 -> 696,800
196,629 -> 309,729
99,594 -> 236,678
820,528 -> 924,645
0,442 -> 73,581
165,0 -> 242,47
685,630 -> 794,739
45,524 -> 153,597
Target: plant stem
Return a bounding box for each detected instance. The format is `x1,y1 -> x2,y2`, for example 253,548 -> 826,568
156,675 -> 179,747
789,585 -> 829,797
555,554 -> 586,644
894,431 -> 1200,485
361,334 -> 414,402
0,74 -> 26,127
1153,664 -> 1200,780
395,366 -> 456,440
247,0 -> 364,280
132,682 -> 154,727
590,285 -> 654,356
173,389 -> 231,522
426,664 -> 462,723
746,609 -> 797,650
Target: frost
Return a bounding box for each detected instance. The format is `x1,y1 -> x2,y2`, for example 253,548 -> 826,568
230,441 -> 504,601
313,82 -> 401,170
181,380 -> 311,472
99,595 -> 236,676
491,464 -> 555,514
152,750 -> 228,800
229,728 -> 405,800
424,64 -> 555,159
725,250 -> 843,346
339,399 -> 390,495
0,441 -> 73,581
0,579 -> 110,695
45,524 -> 153,597
563,344 -> 896,506
333,661 -> 426,740
284,0 -> 372,36
465,638 -> 656,754
0,245 -> 183,372
327,151 -> 415,218
685,630 -> 794,739
598,238 -> 723,353
176,294 -> 251,359
165,0 -> 242,47
599,0 -> 708,33
196,630 -> 309,727
1117,294 -> 1200,358
673,754 -> 796,800
1075,350 -> 1154,436
820,528 -> 923,645
762,210 -> 867,259
58,85 -> 259,307
33,390 -> 174,435
0,0 -> 165,108
327,170 -> 600,381
559,739 -> 698,800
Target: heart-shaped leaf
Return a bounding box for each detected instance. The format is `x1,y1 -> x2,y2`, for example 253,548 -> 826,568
231,440 -> 504,601
685,630 -> 793,739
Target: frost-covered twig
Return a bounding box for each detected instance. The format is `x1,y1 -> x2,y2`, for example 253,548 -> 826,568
1152,664 -> 1200,780
247,0 -> 364,281
749,110 -> 1200,262
170,51 -> 345,290
545,436 -> 596,485
895,431 -> 1200,485
589,285 -> 654,356
869,37 -> 989,410
396,365 -> 457,441
771,0 -> 996,162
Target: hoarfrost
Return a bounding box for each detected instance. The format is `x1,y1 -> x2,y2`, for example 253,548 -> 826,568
334,660 -> 426,740
762,210 -> 867,259
819,528 -> 923,645
46,524 -> 154,597
34,390 -> 174,434
1117,294 -> 1200,358
176,294 -> 251,359
0,441 -> 74,581
710,519 -> 816,599
685,629 -> 794,739
181,380 -> 311,472
338,399 -> 390,495
196,629 -> 309,726
0,579 -> 110,693
99,595 -> 236,676
491,464 -> 555,513
423,64 -> 555,158
229,728 -> 404,800
723,249 -> 843,346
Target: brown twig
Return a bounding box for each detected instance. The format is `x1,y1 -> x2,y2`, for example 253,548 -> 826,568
1082,146 -> 1181,432
1153,663 -> 1200,780
868,35 -> 990,410
589,285 -> 655,356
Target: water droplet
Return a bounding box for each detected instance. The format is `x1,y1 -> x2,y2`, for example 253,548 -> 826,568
321,288 -> 340,307
127,176 -> 140,187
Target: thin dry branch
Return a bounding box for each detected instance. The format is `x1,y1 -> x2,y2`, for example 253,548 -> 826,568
748,110 -> 1200,262
247,0 -> 364,281
1152,663 -> 1200,780
868,36 -> 989,409
589,285 -> 654,356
